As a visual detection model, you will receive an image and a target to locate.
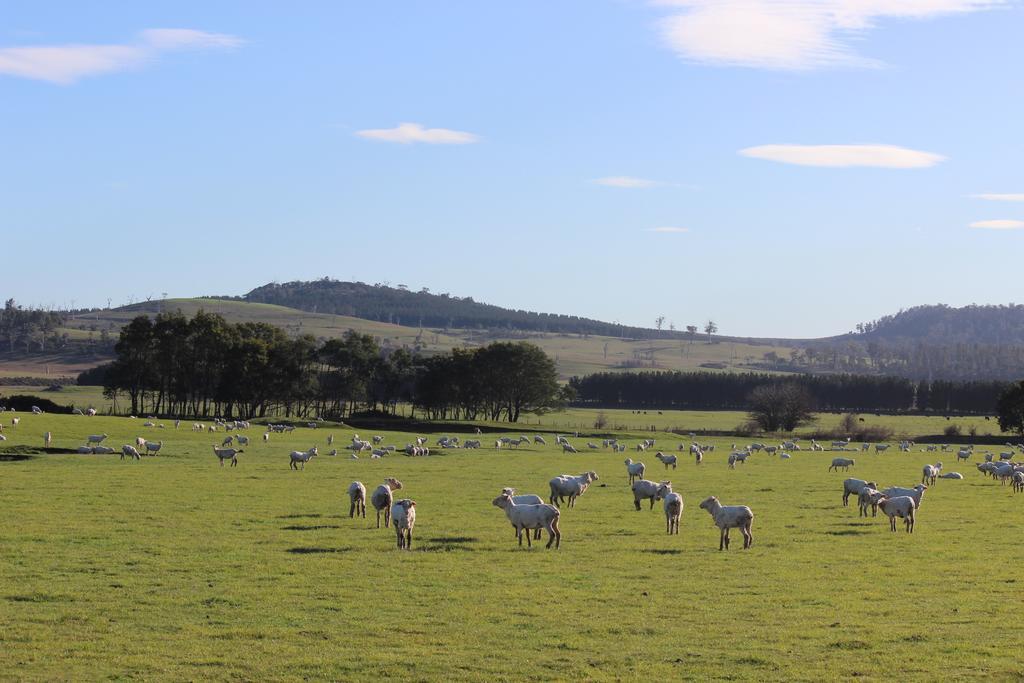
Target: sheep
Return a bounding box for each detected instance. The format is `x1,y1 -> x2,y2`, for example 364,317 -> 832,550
922,462 -> 942,486
236,435 -> 249,446
372,435 -> 385,444
842,478 -> 878,507
348,481 -> 367,518
858,487 -> 886,517
663,486 -> 683,534
1013,471 -> 1024,493
632,479 -> 671,511
143,421 -> 155,428
44,431 -> 52,447
92,445 -> 114,454
587,442 -> 599,449
780,452 -> 792,459
391,499 -> 417,550
956,449 -> 972,462
655,452 -> 678,470
86,408 -> 97,417
1000,451 -> 1015,461
881,484 -> 927,509
464,439 -> 481,449
263,432 -> 270,443
534,435 -> 546,445
875,444 -> 891,453
213,445 -> 240,466
698,496 -> 754,550
87,434 -> 108,444
728,450 -> 750,468
548,471 -> 598,508
371,478 -> 404,528
829,457 -> 855,472
135,436 -> 146,448
121,445 -> 141,460
221,435 -> 235,447
624,458 -> 646,484
289,447 -> 318,470
492,491 -> 560,549
144,440 -> 162,456
10,418 -> 19,427
938,472 -> 964,480
877,496 -> 916,533
77,446 -> 94,454
500,487 -> 546,539
561,443 -> 578,454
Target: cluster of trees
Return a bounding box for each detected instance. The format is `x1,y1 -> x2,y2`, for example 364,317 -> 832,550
0,300 -> 68,353
96,311 -> 564,421
569,371 -> 1007,415
855,304 -> 1024,344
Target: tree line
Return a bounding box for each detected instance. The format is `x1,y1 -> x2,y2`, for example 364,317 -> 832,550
0,299 -> 68,353
93,310 -> 564,421
569,371 -> 1007,415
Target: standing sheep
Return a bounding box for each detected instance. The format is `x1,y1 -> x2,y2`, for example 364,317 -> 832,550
391,499 -> 417,550
631,479 -> 671,511
348,481 -> 367,518
829,457 -> 855,472
655,452 -> 678,470
492,491 -> 561,549
698,496 -> 754,551
371,478 -> 404,528
663,485 -> 683,535
877,496 -> 916,533
842,478 -> 877,507
624,458 -> 646,485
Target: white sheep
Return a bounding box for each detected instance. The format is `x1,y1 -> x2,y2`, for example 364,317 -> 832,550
348,481 -> 367,518
548,471 -> 598,508
371,478 -> 404,528
121,445 -> 141,460
829,457 -> 855,472
655,452 -> 678,470
877,496 -> 916,533
922,462 -> 942,486
858,487 -> 885,517
144,440 -> 162,456
44,431 -> 52,447
92,445 -> 114,454
698,496 -> 754,550
533,435 -> 546,445
938,472 -> 964,480
492,491 -> 560,549
562,443 -> 578,454
391,499 -> 417,550
881,484 -> 927,509
236,435 -> 250,446
624,458 -> 646,484
213,445 -> 240,467
842,478 -> 877,507
289,446 -> 318,470
631,479 -> 671,511
663,486 -> 683,535
222,435 -> 234,447
87,434 -> 108,444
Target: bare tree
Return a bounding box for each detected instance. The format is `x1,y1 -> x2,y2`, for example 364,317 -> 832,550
704,320 -> 718,343
747,383 -> 815,432
655,315 -> 666,331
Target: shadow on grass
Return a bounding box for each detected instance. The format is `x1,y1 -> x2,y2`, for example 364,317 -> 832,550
277,513 -> 323,519
824,529 -> 872,536
425,536 -> 478,544
286,546 -> 353,554
281,525 -> 341,531
643,549 -> 684,555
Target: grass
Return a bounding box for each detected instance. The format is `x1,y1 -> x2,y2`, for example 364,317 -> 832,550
1,413 -> 1023,680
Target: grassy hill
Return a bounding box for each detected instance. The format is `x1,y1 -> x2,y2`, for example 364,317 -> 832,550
38,298 -> 796,381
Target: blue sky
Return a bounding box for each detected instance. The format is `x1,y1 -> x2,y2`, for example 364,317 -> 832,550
2,1 -> 1022,338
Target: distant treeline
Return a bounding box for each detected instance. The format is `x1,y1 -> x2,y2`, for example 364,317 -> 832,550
236,279 -> 699,340
92,310 -> 563,421
569,371 -> 1007,415
856,304 -> 1024,344
0,299 -> 68,353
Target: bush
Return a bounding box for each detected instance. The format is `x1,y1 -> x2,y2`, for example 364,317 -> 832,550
0,395 -> 73,414
593,412 -> 608,430
944,424 -> 962,438
733,420 -> 759,437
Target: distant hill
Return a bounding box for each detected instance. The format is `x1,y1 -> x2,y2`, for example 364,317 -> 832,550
236,279 -> 695,340
852,304 -> 1024,345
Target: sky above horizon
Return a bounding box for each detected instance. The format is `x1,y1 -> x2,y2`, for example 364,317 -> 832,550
2,1 -> 1022,338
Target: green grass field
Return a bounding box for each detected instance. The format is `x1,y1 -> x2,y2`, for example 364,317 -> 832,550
2,413 -> 1022,680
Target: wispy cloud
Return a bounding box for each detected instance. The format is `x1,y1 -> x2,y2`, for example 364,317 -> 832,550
592,176 -> 664,188
0,29 -> 242,84
646,226 -> 690,233
739,144 -> 945,168
970,219 -> 1024,229
972,193 -> 1024,202
355,122 -> 480,145
654,1 -> 1003,70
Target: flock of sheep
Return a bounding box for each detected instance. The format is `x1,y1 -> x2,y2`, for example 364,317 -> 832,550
7,407 -> 1024,550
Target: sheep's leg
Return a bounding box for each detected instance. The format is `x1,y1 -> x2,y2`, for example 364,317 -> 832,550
407,529 -> 412,550
517,527 -> 523,546
385,509 -> 391,528
634,497 -> 641,512
649,498 -> 655,510
376,510 -> 381,529
719,529 -> 725,551
525,527 -> 532,548
349,502 -> 356,518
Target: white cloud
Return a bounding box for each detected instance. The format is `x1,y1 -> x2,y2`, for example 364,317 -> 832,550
355,122 -> 479,145
739,143 -> 945,168
972,193 -> 1024,202
0,29 -> 241,84
654,1 -> 1003,70
593,176 -> 662,188
646,226 -> 690,233
970,219 -> 1024,229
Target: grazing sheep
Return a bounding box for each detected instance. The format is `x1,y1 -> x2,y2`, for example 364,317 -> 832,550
391,499 -> 417,550
829,457 -> 855,472
534,435 -> 546,445
878,496 -> 916,533
842,478 -> 878,507
663,486 -> 683,534
144,440 -> 162,456
213,446 -> 240,467
655,452 -> 678,470
120,445 -> 141,460
371,478 -> 404,528
492,491 -> 560,549
875,444 -> 891,453
348,481 -> 367,518
87,434 -> 108,444
562,443 -> 578,454
1012,471 -> 1024,493
222,435 -> 234,447
548,471 -> 599,508
698,496 -> 754,551
624,458 -> 646,484
858,487 -> 886,517
289,447 -> 318,470
86,408 -> 97,416
881,484 -> 927,509
631,479 -> 671,511
236,435 -> 250,446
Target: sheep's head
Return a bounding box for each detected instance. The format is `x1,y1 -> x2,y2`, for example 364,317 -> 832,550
866,481 -> 877,489
387,478 -> 403,490
656,482 -> 673,497
624,458 -> 632,466
501,487 -> 516,496
588,471 -> 599,481
698,496 -> 718,511
491,493 -> 511,509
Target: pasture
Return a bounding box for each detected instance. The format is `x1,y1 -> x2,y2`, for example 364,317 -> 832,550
1,414 -> 1023,680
